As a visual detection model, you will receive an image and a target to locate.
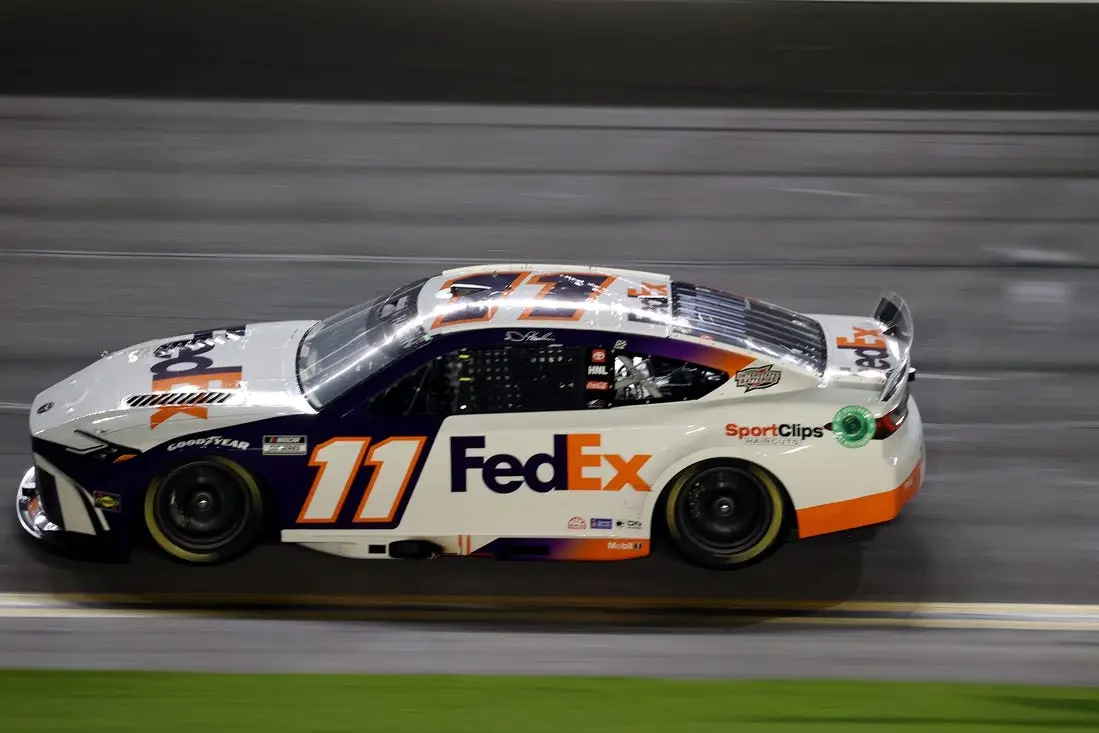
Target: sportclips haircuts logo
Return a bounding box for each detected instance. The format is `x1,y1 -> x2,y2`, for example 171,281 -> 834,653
450,434 -> 652,493
725,423 -> 824,446
148,326 -> 245,429
837,326 -> 891,369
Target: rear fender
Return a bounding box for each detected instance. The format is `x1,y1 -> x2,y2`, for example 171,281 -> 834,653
643,447 -> 792,533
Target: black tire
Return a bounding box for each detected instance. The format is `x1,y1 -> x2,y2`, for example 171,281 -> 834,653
143,456 -> 265,564
663,460 -> 788,570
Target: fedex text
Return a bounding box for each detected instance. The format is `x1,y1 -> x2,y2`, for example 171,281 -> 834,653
450,434 -> 652,493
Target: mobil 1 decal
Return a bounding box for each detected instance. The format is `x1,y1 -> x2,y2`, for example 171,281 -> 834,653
836,326 -> 891,369
295,435 -> 432,528
148,325 -> 245,428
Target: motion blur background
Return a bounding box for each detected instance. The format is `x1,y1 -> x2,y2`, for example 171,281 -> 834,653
1,0 -> 1098,726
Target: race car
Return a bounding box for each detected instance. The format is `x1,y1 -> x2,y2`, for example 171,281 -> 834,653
17,263 -> 924,570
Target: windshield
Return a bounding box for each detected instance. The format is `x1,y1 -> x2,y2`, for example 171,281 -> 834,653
296,278 -> 430,409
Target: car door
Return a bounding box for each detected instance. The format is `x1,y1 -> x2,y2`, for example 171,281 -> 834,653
284,333 -> 731,551
408,336 -> 731,544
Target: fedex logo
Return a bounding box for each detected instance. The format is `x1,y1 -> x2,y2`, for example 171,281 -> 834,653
450,434 -> 652,494
836,326 -> 891,370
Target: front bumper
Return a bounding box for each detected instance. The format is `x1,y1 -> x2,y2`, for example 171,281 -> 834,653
16,465 -> 60,540
16,462 -> 132,561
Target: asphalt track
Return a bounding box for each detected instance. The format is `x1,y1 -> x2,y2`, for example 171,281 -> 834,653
4,613 -> 1099,683
1,97 -> 1099,681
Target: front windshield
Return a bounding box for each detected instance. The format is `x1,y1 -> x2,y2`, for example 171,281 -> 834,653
296,277 -> 430,409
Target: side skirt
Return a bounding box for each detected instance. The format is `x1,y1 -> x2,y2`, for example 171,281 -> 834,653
281,531 -> 651,561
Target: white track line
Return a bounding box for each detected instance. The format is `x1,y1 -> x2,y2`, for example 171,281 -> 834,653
1,594 -> 1098,630
917,373 -> 1001,382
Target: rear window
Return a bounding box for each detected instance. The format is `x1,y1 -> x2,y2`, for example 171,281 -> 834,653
671,282 -> 827,375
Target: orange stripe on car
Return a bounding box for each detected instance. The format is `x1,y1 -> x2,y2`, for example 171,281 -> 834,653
796,459 -> 923,539
559,539 -> 650,561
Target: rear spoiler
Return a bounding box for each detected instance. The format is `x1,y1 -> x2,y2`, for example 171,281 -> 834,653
872,291 -> 915,402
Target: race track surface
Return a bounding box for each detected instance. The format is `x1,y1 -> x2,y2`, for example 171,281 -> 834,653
1,97 -> 1099,622
2,614 -> 1098,684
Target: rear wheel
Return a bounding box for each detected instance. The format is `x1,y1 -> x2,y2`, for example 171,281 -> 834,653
663,460 -> 787,570
143,457 -> 265,564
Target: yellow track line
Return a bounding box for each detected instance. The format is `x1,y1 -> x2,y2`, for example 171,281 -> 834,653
1,593 -> 1098,630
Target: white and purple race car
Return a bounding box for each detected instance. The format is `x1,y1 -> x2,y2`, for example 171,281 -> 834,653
18,263 -> 924,569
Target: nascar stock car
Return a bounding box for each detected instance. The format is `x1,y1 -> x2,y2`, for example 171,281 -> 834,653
17,263 -> 923,570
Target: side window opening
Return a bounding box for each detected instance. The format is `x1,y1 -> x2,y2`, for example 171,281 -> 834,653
361,345 -> 730,418
452,345 -> 589,415
362,344 -> 591,417
362,355 -> 455,418
611,352 -> 728,406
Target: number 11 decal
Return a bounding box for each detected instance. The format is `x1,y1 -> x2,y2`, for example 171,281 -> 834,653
296,436 -> 427,525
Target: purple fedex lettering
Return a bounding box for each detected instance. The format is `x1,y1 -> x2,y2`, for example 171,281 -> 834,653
449,434 -> 651,493
450,436 -> 567,493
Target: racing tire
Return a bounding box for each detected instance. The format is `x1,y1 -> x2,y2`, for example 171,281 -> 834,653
143,456 -> 265,564
663,460 -> 787,570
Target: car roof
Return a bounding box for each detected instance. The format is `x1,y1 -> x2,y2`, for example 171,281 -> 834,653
416,262 -> 679,339
410,263 -> 829,376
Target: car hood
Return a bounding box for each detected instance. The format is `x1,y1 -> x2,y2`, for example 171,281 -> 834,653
29,320 -> 318,450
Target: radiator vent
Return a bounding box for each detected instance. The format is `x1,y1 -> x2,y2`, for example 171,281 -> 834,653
125,391 -> 234,408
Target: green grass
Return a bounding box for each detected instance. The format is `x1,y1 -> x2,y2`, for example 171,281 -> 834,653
0,672 -> 1097,732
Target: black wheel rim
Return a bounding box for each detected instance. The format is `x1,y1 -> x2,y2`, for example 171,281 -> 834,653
153,462 -> 250,552
675,466 -> 774,557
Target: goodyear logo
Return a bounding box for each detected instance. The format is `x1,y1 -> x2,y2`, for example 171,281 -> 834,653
450,434 -> 651,493
167,436 -> 250,452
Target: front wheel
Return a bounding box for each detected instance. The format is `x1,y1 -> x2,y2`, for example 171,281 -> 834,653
144,457 -> 265,564
663,461 -> 787,570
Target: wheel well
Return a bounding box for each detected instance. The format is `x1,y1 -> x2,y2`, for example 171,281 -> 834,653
134,455 -> 280,541
649,457 -> 798,544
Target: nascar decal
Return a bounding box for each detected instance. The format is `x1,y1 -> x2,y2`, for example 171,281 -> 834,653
262,435 -> 307,456
836,326 -> 891,369
148,326 -> 245,428
450,433 -> 651,493
296,435 -> 431,528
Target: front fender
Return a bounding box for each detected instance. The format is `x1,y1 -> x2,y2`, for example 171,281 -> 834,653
29,436 -> 153,550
